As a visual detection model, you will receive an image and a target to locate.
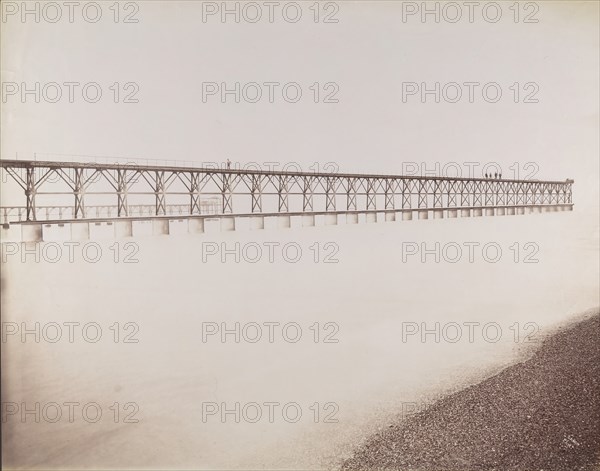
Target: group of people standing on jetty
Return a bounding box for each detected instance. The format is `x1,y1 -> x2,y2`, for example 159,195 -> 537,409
484,172 -> 502,179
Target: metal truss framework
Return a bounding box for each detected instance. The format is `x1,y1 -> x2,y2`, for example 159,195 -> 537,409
1,160 -> 574,222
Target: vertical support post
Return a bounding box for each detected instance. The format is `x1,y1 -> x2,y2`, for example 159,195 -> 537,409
278,175 -> 289,212
384,179 -> 395,221
447,180 -> 457,208
432,180 -> 444,218
418,179 -> 428,209
25,166 -> 36,221
446,180 -> 458,218
117,169 -> 128,217
473,179 -> 482,207
516,182 -> 524,207
154,171 -> 167,215
494,181 -> 501,206
400,180 -> 413,219
74,168 -> 85,219
190,172 -> 201,215
484,180 -> 494,207
507,182 -> 515,206
303,176 -> 314,212
222,173 -> 233,214
251,174 -> 262,213
433,180 -> 442,208
346,177 -> 357,211
417,179 -> 429,219
385,179 -> 395,210
326,176 -> 336,211
401,179 -> 411,209
366,178 -> 376,211
460,181 -> 470,207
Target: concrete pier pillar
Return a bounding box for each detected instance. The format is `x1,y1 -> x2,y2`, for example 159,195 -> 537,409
220,216 -> 236,232
473,208 -> 483,217
71,222 -> 90,240
433,209 -> 444,219
302,214 -> 315,227
153,219 -> 170,235
567,205 -> 573,211
461,209 -> 471,218
535,206 -> 543,214
346,213 -> 359,224
385,212 -> 396,222
448,209 -> 458,218
325,213 -> 338,225
507,207 -> 516,216
249,216 -> 264,230
485,208 -> 495,216
402,210 -> 413,221
278,215 -> 291,229
517,207 -> 525,215
366,213 -> 377,223
497,207 -> 506,216
188,218 -> 205,234
527,206 -> 535,214
115,220 -> 133,237
418,210 -> 429,220
22,224 -> 43,242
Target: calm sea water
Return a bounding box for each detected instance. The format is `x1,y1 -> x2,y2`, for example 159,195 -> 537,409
2,210 -> 599,469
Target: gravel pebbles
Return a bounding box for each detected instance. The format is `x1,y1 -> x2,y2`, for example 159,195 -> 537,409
342,313 -> 600,471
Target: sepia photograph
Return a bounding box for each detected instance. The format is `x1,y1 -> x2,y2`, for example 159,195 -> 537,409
1,1 -> 599,470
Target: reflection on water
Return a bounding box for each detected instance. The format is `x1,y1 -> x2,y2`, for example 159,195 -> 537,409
1,211 -> 599,470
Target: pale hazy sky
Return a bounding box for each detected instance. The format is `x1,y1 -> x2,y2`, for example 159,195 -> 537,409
1,1 -> 598,211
